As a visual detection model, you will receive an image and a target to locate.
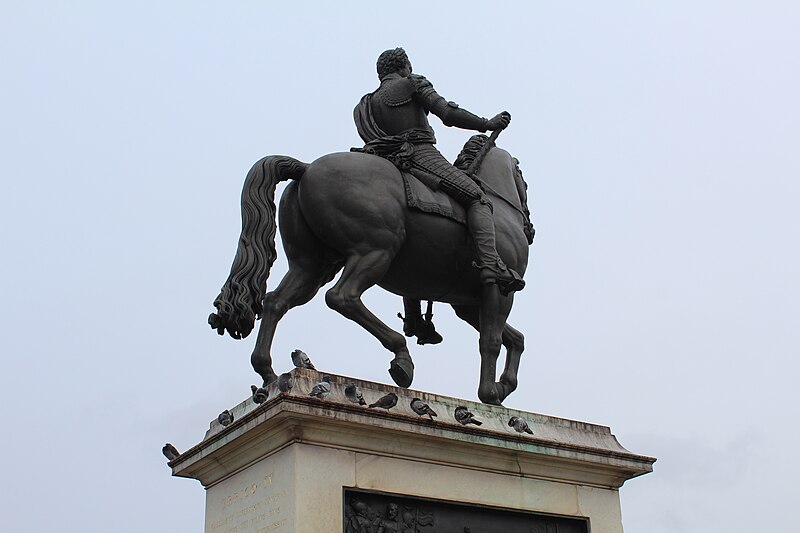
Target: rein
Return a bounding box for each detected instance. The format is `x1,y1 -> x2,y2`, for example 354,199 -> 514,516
465,128 -> 502,176
480,180 -> 530,220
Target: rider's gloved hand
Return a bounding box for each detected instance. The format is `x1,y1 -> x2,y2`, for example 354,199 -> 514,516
486,111 -> 511,131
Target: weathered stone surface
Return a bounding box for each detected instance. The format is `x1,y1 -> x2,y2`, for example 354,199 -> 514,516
203,446 -> 293,533
170,369 -> 654,533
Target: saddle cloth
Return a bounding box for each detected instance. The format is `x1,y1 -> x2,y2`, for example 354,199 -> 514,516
401,170 -> 467,225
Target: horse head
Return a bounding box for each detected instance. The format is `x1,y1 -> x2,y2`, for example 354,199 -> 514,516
456,135 -> 534,245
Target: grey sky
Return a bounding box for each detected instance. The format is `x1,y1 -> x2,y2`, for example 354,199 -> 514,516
1,2 -> 798,532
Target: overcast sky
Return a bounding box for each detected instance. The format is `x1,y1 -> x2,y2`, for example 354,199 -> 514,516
2,2 -> 798,532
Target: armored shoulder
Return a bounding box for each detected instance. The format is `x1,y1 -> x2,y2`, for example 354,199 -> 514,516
411,73 -> 433,89
411,74 -> 437,103
411,74 -> 458,112
379,76 -> 418,107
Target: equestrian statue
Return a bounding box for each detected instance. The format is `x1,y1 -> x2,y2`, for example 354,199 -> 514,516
209,48 -> 534,405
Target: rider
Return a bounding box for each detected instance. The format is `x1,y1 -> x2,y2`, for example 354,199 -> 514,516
353,47 -> 525,297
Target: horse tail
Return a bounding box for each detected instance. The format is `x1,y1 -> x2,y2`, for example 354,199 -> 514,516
209,156 -> 308,339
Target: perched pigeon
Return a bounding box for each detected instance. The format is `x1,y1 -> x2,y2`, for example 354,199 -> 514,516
508,416 -> 534,435
454,406 -> 482,426
162,443 -> 180,461
345,383 -> 367,405
278,372 -> 294,394
251,385 -> 269,404
410,398 -> 437,420
218,409 -> 234,427
369,392 -> 398,410
291,349 -> 315,370
309,376 -> 332,399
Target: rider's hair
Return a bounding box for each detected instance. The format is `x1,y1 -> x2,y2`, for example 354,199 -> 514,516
377,48 -> 409,79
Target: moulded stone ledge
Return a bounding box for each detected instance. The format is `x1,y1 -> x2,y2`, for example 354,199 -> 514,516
170,368 -> 655,490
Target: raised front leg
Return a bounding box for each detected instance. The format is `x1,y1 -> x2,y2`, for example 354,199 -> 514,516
325,251 -> 414,387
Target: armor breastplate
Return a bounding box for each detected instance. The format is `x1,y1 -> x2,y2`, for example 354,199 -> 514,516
370,77 -> 433,137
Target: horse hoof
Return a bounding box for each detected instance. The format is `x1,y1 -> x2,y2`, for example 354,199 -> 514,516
416,329 -> 443,346
478,383 -> 504,406
389,356 -> 414,388
496,379 -> 516,403
251,385 -> 269,405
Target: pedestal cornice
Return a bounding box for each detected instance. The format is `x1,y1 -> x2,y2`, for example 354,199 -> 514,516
170,368 -> 655,490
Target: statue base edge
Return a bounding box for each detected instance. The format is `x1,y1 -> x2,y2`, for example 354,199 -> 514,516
169,368 -> 655,533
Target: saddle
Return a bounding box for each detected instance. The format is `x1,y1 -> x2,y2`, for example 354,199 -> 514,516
400,170 -> 467,225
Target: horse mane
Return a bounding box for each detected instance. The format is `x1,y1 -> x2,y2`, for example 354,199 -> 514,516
454,134 -> 490,172
454,134 -> 535,244
511,157 -> 535,244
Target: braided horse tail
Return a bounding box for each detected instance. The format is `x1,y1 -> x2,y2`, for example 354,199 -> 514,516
209,156 -> 308,339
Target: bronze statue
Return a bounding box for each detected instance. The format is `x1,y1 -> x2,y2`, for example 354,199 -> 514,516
209,48 -> 533,405
354,48 -> 524,294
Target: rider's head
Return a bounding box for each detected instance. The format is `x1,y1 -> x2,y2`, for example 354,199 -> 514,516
377,48 -> 411,80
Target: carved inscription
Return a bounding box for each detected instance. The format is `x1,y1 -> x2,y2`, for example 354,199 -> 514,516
344,490 -> 587,533
208,473 -> 288,533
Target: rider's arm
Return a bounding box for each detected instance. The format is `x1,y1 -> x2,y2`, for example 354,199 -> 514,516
413,75 -> 489,132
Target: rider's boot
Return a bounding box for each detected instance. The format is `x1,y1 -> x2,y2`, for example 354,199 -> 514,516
466,199 -> 525,296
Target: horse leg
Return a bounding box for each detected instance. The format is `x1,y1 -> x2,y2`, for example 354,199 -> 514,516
452,291 -> 515,405
498,323 -> 524,399
400,298 -> 423,337
251,259 -> 335,386
325,251 -> 414,387
400,298 -> 443,345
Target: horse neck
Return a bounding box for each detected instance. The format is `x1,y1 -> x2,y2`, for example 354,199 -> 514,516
477,147 -> 524,210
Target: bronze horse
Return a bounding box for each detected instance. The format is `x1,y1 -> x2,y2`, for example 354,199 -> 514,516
210,137 -> 532,405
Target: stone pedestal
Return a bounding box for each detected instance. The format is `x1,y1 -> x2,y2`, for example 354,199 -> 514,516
169,369 -> 654,533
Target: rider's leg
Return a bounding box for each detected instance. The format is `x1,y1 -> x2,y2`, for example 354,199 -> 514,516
400,298 -> 422,337
438,175 -> 525,295
464,198 -> 525,294
409,145 -> 524,295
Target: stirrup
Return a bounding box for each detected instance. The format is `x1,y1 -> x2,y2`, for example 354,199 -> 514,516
473,260 -> 526,296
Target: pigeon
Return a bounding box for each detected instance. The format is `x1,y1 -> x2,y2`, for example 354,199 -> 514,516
345,383 -> 367,405
278,372 -> 294,394
218,409 -> 234,427
251,385 -> 269,404
309,376 -> 332,399
162,443 -> 180,461
369,392 -> 398,410
508,416 -> 534,435
454,406 -> 482,426
291,349 -> 315,370
410,398 -> 437,420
